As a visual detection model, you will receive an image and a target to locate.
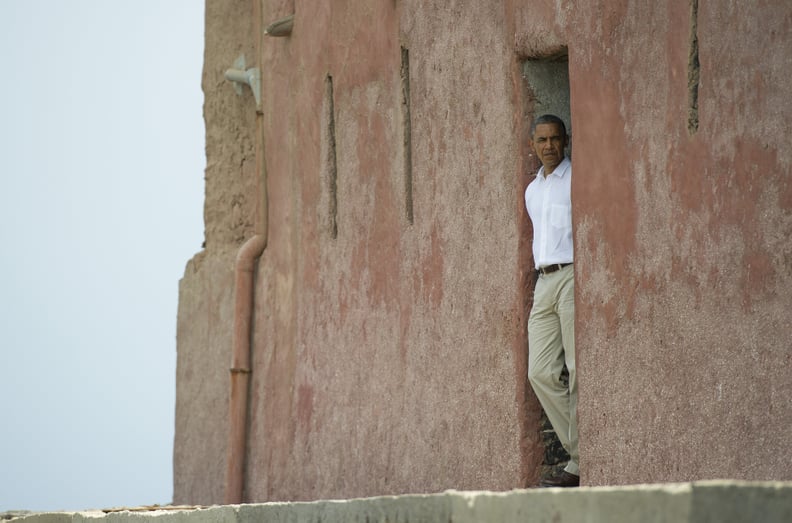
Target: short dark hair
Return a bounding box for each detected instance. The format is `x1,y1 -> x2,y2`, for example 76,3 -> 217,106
530,114 -> 567,137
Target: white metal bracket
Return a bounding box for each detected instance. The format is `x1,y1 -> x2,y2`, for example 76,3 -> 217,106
225,55 -> 261,111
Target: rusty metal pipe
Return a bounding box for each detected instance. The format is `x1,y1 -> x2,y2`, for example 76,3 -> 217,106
224,117 -> 267,504
224,232 -> 265,504
224,0 -> 268,505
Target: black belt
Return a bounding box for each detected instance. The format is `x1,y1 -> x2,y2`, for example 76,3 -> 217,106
537,263 -> 572,276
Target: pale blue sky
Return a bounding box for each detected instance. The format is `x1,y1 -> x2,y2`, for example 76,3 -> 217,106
0,1 -> 205,511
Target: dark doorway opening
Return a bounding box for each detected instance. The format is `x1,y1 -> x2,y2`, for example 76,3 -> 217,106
519,50 -> 572,481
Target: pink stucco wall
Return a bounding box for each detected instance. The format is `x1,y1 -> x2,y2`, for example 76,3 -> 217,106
567,1 -> 792,484
174,0 -> 792,504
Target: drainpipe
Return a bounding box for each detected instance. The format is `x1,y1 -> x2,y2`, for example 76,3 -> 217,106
223,0 -> 268,505
224,231 -> 266,504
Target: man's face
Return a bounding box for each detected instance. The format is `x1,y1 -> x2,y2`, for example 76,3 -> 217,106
531,122 -> 568,174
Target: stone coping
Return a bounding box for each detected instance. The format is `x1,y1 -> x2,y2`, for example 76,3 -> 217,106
6,481 -> 792,523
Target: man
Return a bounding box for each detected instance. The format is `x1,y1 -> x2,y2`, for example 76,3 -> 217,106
524,114 -> 579,488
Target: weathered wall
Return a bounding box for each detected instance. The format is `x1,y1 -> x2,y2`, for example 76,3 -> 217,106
175,0 -> 792,505
243,0 -> 531,501
173,0 -> 258,504
565,0 -> 792,484
176,0 -> 539,505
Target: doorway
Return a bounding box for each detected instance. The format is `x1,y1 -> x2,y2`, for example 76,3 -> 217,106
519,50 -> 572,481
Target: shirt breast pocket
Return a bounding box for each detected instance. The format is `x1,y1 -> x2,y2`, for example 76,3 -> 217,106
550,204 -> 570,229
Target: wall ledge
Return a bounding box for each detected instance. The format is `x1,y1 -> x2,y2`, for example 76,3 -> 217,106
7,481 -> 792,522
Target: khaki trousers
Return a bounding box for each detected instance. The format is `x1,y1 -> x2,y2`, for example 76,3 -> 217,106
527,264 -> 579,475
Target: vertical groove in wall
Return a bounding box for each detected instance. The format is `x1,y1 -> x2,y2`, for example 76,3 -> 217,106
325,74 -> 339,239
400,46 -> 414,225
687,0 -> 700,134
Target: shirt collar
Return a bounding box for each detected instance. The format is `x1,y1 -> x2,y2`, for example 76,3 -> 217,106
538,157 -> 571,180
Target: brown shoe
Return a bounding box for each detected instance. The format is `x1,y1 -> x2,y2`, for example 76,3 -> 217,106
539,470 -> 580,488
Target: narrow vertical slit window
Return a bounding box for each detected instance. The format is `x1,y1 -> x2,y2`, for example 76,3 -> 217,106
687,0 -> 700,135
400,46 -> 414,225
321,74 -> 339,239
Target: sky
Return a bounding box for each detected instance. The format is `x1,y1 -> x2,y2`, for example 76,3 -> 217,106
0,1 -> 205,512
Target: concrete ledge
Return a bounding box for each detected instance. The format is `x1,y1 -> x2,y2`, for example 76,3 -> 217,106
8,481 -> 792,522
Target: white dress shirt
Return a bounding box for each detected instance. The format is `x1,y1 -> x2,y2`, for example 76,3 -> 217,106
524,157 -> 573,269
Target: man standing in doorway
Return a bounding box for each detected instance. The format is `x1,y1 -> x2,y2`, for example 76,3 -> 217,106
524,114 -> 579,488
